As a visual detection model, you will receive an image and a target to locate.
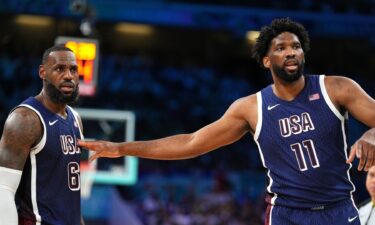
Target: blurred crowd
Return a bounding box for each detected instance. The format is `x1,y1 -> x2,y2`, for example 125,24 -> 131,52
129,172 -> 265,225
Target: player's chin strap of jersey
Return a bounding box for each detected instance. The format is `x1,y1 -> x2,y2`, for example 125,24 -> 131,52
0,166 -> 22,225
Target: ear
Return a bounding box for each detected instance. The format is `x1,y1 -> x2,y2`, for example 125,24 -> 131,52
263,56 -> 270,69
39,65 -> 46,80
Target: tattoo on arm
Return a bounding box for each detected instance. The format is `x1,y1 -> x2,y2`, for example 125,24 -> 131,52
0,107 -> 42,170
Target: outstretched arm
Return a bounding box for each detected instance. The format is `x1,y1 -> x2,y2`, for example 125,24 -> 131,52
326,76 -> 375,171
79,96 -> 256,161
0,107 -> 42,224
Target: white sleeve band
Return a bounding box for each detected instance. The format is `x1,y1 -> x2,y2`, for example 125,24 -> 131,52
0,167 -> 22,193
0,167 -> 22,225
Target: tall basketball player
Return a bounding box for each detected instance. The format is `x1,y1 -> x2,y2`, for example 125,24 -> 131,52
0,45 -> 84,225
78,18 -> 375,225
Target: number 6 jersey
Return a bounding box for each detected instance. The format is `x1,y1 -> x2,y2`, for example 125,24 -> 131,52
254,75 -> 355,209
15,97 -> 82,225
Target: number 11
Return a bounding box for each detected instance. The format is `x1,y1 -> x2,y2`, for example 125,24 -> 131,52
290,139 -> 320,171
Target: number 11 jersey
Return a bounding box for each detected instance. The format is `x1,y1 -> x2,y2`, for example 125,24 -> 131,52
254,75 -> 355,209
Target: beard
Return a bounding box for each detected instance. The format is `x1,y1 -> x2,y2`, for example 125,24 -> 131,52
45,80 -> 79,104
272,61 -> 304,83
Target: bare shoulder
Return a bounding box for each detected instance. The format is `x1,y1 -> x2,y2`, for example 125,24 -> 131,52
324,75 -> 359,91
4,107 -> 42,136
226,93 -> 258,132
228,94 -> 257,114
0,107 -> 43,169
324,75 -> 364,106
324,75 -> 365,99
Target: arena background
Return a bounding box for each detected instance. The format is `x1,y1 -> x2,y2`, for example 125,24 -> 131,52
0,0 -> 374,224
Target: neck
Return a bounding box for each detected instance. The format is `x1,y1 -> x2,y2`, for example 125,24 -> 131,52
36,90 -> 67,118
272,75 -> 305,101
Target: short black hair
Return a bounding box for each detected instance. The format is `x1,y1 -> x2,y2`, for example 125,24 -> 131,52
42,45 -> 74,64
252,18 -> 310,67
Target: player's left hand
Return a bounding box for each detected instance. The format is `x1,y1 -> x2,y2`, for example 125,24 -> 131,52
347,128 -> 375,171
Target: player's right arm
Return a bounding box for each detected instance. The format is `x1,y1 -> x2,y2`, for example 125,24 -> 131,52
0,107 -> 42,225
79,95 -> 257,161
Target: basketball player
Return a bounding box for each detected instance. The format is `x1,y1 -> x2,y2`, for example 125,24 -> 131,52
0,45 -> 84,224
78,18 -> 375,225
359,166 -> 375,224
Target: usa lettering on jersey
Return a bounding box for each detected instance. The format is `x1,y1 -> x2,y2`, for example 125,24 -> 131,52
279,112 -> 315,137
60,135 -> 80,155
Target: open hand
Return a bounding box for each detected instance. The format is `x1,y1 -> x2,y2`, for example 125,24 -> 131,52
78,140 -> 122,161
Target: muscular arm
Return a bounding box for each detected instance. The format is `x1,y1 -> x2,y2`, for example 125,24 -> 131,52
0,107 -> 42,169
0,107 -> 42,224
79,95 -> 256,161
325,76 -> 375,170
326,76 -> 375,127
